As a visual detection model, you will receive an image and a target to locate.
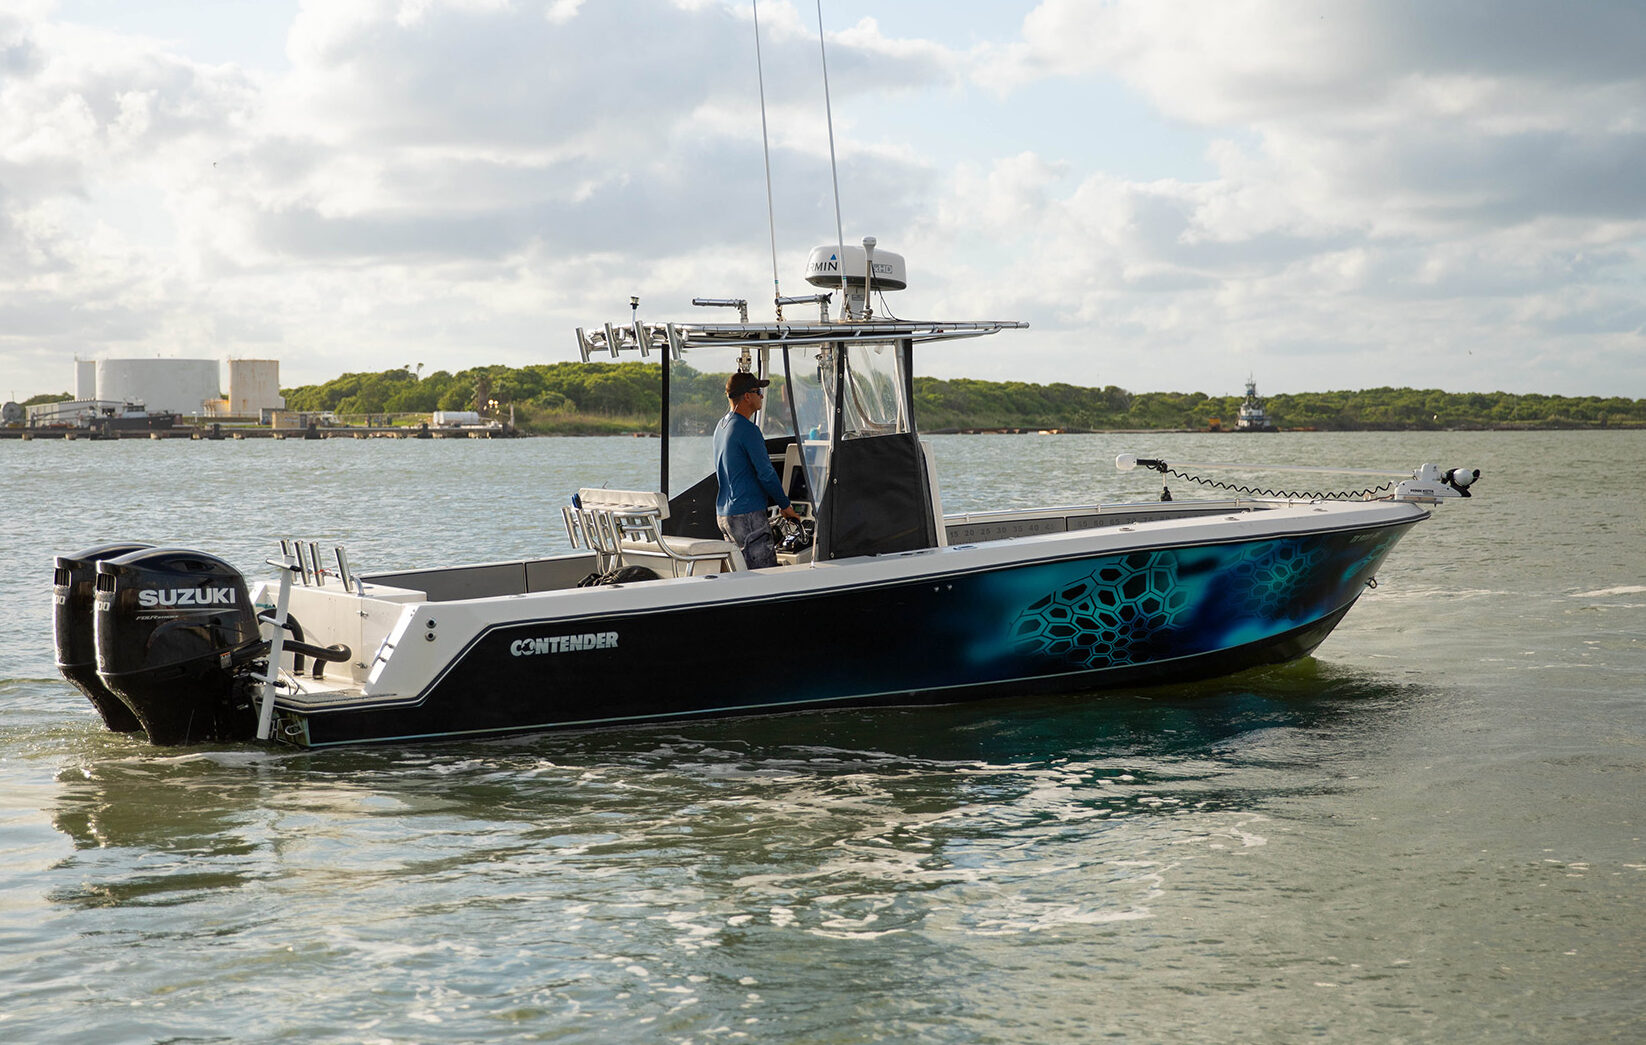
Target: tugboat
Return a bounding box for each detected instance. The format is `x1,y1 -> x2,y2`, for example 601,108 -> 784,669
1235,377 -> 1279,432
50,241 -> 1482,748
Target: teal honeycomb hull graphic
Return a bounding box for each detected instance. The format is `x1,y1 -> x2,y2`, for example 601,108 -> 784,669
1006,532 -> 1392,671
1011,550 -> 1191,668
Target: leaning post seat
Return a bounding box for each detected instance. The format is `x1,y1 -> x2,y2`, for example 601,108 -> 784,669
564,489 -> 746,576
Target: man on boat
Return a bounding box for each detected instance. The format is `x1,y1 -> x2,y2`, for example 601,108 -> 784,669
715,371 -> 801,569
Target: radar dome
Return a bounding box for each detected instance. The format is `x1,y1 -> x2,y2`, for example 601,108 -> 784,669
804,244 -> 907,291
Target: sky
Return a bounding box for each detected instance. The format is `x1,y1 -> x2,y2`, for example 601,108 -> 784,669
2,0 -> 1644,402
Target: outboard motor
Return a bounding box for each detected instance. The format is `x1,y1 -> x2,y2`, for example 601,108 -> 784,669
94,548 -> 266,745
53,542 -> 153,733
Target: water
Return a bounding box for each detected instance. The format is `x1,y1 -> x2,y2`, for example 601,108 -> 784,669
2,432 -> 1642,1043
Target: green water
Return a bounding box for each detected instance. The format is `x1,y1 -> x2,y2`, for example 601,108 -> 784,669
2,432 -> 1642,1042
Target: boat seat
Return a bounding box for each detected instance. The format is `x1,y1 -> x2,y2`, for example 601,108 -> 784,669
564,488 -> 745,577
778,443 -> 817,519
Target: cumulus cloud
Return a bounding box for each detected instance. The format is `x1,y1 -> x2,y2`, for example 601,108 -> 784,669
932,0 -> 1646,393
0,0 -> 952,394
977,1 -> 1646,242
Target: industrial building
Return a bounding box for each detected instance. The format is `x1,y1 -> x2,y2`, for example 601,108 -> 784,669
72,357 -> 285,418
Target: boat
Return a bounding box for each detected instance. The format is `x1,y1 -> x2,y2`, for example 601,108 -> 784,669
26,398 -> 178,434
1235,377 -> 1278,432
49,242 -> 1481,748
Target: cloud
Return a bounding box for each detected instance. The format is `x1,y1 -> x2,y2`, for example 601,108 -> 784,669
0,0 -> 953,393
916,0 -> 1646,394
982,1 -> 1646,235
0,0 -> 1641,403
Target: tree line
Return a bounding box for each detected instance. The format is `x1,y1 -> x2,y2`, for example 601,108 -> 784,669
277,362 -> 1646,434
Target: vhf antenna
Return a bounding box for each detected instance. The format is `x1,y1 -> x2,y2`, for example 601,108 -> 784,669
816,0 -> 849,319
752,1 -> 783,320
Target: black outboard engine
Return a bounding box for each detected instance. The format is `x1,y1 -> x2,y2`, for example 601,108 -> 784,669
53,542 -> 153,733
94,548 -> 266,745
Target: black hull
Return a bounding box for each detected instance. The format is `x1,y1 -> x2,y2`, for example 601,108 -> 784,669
292,603 -> 1356,747
101,414 -> 178,431
286,519 -> 1413,747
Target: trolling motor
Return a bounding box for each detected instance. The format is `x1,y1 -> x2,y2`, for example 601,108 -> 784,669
1114,454 -> 1481,504
1392,463 -> 1480,502
1443,465 -> 1479,495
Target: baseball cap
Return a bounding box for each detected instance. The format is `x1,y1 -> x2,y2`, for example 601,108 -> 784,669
725,371 -> 771,398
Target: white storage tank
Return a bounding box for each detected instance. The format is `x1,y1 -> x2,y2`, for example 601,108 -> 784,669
225,359 -> 284,416
94,359 -> 220,416
75,359 -> 97,400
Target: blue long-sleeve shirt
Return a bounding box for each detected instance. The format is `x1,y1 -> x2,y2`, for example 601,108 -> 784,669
713,411 -> 791,516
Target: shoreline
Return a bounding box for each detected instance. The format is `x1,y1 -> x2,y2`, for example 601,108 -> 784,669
5,423 -> 1642,441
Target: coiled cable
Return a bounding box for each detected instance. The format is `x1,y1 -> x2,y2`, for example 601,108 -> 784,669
1160,465 -> 1393,501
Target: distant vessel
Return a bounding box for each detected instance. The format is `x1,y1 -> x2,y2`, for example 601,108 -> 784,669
25,399 -> 177,433
1235,378 -> 1278,433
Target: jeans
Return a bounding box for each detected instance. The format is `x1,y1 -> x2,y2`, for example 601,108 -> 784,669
717,510 -> 777,570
